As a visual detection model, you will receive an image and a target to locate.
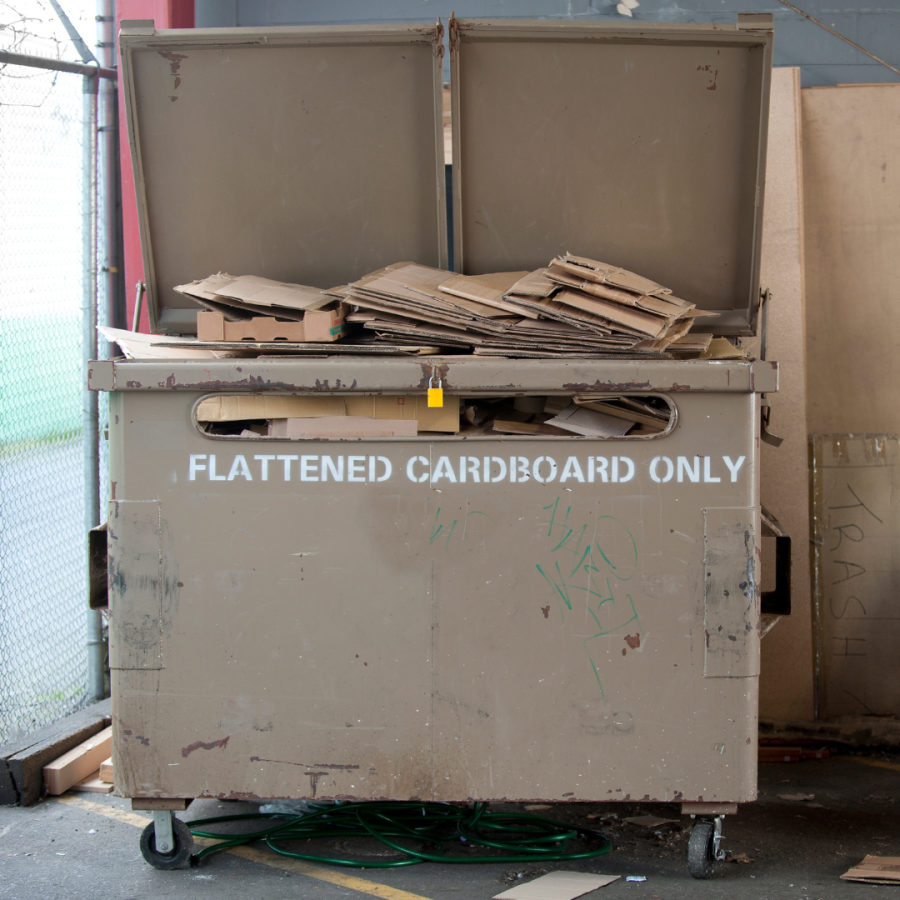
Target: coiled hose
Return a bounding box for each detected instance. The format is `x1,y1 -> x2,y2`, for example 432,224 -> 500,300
187,800 -> 612,868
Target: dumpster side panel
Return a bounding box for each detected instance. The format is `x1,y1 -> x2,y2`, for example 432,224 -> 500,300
109,388 -> 759,803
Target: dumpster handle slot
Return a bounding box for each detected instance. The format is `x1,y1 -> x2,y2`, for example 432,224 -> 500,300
189,392 -> 679,443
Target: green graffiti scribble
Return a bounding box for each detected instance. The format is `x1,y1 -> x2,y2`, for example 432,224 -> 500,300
536,562 -> 574,613
585,651 -> 607,701
462,509 -> 497,540
429,507 -> 444,545
536,497 -> 642,698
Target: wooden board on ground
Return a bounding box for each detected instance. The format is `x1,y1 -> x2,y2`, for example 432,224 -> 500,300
99,757 -> 113,784
0,698 -> 111,806
71,770 -> 113,794
43,726 -> 113,796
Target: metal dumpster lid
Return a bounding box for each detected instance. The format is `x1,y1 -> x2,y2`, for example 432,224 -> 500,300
119,21 -> 447,334
449,16 -> 774,335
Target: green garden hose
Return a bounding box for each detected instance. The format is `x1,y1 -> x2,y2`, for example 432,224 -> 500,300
187,800 -> 612,868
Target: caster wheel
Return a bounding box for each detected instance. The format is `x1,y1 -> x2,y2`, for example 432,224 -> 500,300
686,821 -> 716,879
139,818 -> 193,869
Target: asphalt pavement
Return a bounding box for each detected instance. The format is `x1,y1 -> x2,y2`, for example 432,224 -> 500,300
1,752 -> 898,900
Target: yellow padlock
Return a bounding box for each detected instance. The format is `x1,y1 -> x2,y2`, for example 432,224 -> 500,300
427,374 -> 444,408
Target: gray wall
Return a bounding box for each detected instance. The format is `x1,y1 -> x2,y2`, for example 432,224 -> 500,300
194,0 -> 900,88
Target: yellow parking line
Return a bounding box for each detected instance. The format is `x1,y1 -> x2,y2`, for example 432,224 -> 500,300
849,756 -> 900,774
56,794 -> 151,828
228,845 -> 435,900
54,795 -> 433,900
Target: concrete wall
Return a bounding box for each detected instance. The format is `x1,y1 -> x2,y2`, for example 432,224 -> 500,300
195,0 -> 900,88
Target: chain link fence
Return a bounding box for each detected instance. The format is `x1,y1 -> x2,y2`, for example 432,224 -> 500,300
0,49 -> 97,744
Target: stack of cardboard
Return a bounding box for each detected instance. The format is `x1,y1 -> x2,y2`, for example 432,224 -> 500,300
336,256 -> 709,358
465,393 -> 673,437
501,254 -> 707,353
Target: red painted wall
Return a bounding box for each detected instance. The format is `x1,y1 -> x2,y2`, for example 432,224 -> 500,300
117,0 -> 194,332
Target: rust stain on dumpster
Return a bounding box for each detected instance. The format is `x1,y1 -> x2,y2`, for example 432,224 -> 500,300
182,736 -> 230,757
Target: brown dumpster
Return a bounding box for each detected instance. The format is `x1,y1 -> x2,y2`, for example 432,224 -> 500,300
90,15 -> 788,878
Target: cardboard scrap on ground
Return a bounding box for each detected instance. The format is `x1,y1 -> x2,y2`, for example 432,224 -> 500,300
778,793 -> 815,802
622,815 -> 679,828
494,871 -> 619,900
841,856 -> 900,884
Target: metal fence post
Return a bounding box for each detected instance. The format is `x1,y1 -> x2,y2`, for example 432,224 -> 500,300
82,67 -> 104,703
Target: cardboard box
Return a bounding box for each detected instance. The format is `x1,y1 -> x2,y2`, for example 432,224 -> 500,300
196,394 -> 460,433
196,304 -> 347,343
270,417 -> 417,438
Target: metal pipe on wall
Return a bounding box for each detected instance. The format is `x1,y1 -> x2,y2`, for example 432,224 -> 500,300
82,68 -> 104,704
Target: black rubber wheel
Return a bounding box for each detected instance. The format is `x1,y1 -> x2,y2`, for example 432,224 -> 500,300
686,821 -> 716,879
139,818 -> 193,870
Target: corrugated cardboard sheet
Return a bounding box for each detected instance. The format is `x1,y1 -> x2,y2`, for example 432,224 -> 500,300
803,84 -> 900,434
756,67 -> 814,721
811,435 -> 900,720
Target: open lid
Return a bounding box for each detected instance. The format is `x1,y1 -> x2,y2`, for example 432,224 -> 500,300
120,21 -> 447,333
449,16 -> 774,335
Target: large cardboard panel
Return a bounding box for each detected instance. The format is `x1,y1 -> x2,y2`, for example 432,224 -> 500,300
811,436 -> 900,719
756,68 -> 815,721
803,84 -> 900,434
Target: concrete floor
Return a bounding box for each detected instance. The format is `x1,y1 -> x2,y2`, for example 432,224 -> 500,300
1,752 -> 898,900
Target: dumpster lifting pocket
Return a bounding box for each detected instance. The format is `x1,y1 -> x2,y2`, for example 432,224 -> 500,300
703,507 -> 760,678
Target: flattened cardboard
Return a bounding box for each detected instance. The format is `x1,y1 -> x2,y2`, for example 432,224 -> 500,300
494,871 -> 619,900
213,275 -> 332,312
97,325 -> 239,360
506,269 -> 559,298
546,404 -> 633,437
439,272 -> 534,317
196,394 -> 460,433
345,395 -> 460,433
270,417 -> 417,438
841,856 -> 900,884
197,395 -> 347,422
552,289 -> 669,338
551,254 -> 669,296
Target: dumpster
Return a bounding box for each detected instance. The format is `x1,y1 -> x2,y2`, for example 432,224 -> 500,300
91,15 -> 788,878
